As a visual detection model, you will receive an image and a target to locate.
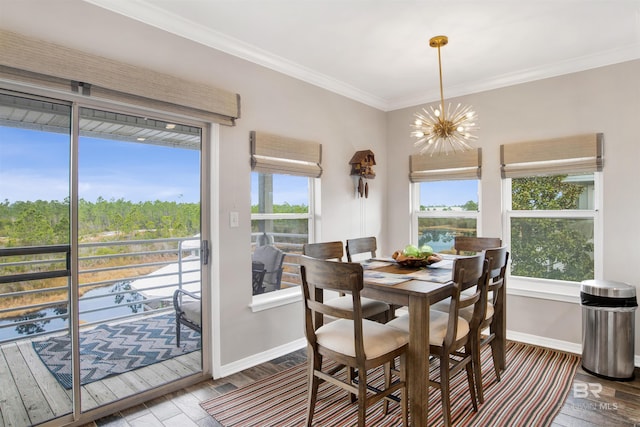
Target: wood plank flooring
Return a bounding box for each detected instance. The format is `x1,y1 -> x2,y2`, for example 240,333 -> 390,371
2,339 -> 638,426
81,348 -> 639,427
0,338 -> 202,427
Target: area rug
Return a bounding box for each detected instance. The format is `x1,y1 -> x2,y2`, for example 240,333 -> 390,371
33,313 -> 200,389
200,341 -> 579,426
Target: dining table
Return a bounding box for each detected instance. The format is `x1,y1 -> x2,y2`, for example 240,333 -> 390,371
358,255 -> 506,427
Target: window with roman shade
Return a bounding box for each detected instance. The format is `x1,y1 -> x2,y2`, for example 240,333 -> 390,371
502,133 -> 604,288
249,131 -> 321,300
250,131 -> 322,178
410,148 -> 482,182
0,29 -> 240,125
409,148 -> 482,253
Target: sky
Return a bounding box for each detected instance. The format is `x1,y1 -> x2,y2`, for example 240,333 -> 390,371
1,127 -> 201,204
419,180 -> 478,207
2,126 -> 476,207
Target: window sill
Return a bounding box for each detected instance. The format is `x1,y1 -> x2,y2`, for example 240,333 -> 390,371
507,276 -> 581,304
249,287 -> 302,312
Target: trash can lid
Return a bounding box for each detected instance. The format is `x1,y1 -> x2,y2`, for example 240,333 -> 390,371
581,279 -> 636,299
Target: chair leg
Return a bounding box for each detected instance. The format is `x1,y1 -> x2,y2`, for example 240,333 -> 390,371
175,316 -> 181,347
383,362 -> 391,415
357,368 -> 368,427
465,345 -> 478,412
471,332 -> 485,404
400,353 -> 408,427
440,356 -> 452,427
348,367 -> 357,403
490,338 -> 502,381
306,354 -> 322,427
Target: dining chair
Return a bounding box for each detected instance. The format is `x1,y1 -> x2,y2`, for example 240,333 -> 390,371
387,254 -> 488,426
172,289 -> 201,347
448,237 -> 501,307
345,236 -> 377,262
303,241 -> 392,323
299,255 -> 409,426
454,236 -> 502,255
345,237 -> 401,318
430,247 -> 508,404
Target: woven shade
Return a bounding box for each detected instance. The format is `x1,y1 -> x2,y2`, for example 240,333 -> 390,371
251,131 -> 322,178
410,148 -> 481,182
0,30 -> 240,125
501,133 -> 603,178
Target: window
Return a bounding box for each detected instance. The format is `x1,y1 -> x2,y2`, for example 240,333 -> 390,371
413,180 -> 479,253
249,131 -> 321,298
409,148 -> 482,252
251,172 -> 313,294
505,173 -> 599,282
501,134 -> 603,288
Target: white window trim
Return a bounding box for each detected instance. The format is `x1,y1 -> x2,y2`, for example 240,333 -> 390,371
249,176 -> 318,311
502,173 -> 603,304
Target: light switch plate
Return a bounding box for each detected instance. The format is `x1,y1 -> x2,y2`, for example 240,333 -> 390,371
229,211 -> 239,228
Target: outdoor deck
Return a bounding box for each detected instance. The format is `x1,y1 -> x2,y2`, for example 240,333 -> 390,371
0,333 -> 201,426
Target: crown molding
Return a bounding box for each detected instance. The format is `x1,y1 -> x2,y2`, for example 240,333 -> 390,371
84,0 -> 640,113
387,43 -> 640,111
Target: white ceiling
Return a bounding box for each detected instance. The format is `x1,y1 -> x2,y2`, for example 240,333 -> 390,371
39,1 -> 640,110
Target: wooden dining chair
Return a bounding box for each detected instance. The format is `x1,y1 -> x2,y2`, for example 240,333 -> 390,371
303,241 -> 392,323
454,236 -> 502,255
345,236 -> 377,262
431,247 -> 509,404
387,254 -> 488,426
299,255 -> 409,427
345,236 -> 402,318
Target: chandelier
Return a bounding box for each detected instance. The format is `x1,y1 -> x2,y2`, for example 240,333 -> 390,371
411,35 -> 478,155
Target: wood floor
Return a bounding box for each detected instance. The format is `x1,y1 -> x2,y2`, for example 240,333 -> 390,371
81,347 -> 639,427
2,339 -> 638,426
0,338 -> 202,427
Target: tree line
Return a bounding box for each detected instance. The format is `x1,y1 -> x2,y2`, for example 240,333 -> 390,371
0,197 -> 200,246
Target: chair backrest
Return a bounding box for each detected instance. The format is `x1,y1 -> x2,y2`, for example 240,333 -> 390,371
251,261 -> 267,295
303,241 -> 344,261
299,255 -> 366,356
442,254 -> 488,349
345,237 -> 377,262
454,236 -> 502,255
483,246 -> 509,307
252,245 -> 285,291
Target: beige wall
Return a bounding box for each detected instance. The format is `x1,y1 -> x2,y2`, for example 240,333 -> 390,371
386,60 -> 640,358
2,1 -> 639,368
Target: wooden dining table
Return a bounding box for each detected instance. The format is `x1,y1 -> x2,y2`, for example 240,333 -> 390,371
359,256 -> 506,427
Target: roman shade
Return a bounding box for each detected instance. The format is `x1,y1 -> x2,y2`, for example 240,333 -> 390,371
500,133 -> 604,178
250,131 -> 322,178
0,30 -> 240,125
409,148 -> 481,182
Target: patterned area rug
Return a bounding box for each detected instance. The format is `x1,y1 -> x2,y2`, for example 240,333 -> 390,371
201,341 -> 580,426
33,313 -> 200,389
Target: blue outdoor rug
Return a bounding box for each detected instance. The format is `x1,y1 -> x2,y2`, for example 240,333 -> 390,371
32,313 -> 200,389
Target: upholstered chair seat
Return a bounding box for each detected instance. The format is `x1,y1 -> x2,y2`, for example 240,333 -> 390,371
315,318 -> 409,358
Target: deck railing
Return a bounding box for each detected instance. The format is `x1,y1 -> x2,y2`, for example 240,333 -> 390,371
0,234 -> 306,343
0,237 -> 200,343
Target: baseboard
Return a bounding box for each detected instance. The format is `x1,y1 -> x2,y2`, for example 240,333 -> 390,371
217,338 -> 307,378
218,331 -> 639,378
507,329 -> 640,367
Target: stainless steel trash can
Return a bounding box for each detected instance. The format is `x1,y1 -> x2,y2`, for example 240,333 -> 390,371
581,280 -> 637,380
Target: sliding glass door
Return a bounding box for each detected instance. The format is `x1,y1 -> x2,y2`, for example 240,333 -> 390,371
0,90 -> 207,423
76,106 -> 204,411
0,92 -> 73,425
